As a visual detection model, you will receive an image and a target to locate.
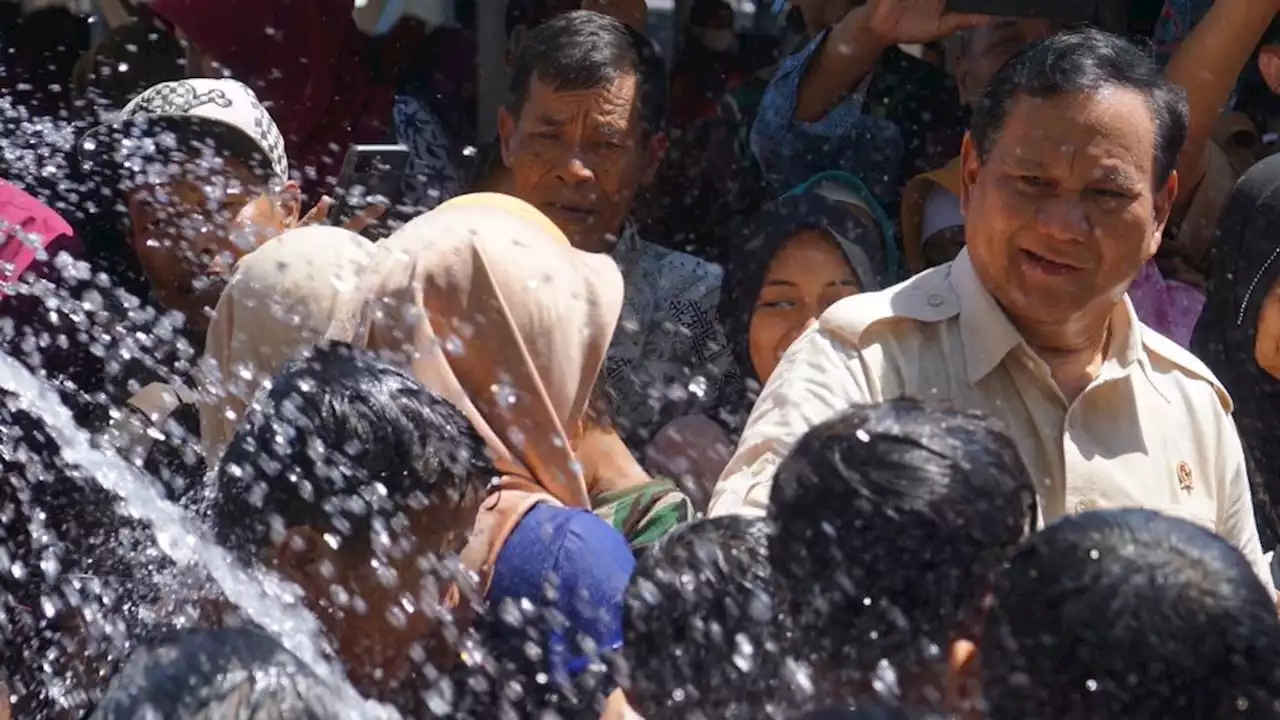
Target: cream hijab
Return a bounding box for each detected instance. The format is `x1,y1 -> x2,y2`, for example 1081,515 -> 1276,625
199,226 -> 375,463
331,193 -> 624,588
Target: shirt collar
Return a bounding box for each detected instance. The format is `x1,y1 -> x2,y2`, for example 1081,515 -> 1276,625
951,249 -> 1024,385
610,222 -> 644,267
951,249 -> 1152,389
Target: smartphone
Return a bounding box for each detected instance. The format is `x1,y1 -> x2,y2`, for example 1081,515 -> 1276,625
944,0 -> 1098,23
327,144 -> 411,233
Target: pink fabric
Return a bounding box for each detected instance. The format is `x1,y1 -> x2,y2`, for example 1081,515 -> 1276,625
1127,258 -> 1205,348
0,180 -> 78,293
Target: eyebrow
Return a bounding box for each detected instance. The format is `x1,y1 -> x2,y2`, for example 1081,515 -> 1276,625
534,114 -> 566,127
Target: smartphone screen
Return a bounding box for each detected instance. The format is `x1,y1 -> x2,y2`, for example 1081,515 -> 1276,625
327,144 -> 411,233
944,0 -> 1097,23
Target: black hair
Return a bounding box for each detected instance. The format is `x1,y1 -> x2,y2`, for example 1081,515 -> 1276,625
971,28 -> 1188,187
768,400 -> 1036,699
623,516 -> 782,719
981,509 -> 1280,718
212,342 -> 493,564
507,10 -> 668,138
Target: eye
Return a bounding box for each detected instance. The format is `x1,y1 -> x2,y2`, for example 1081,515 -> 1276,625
757,299 -> 797,310
1017,175 -> 1052,189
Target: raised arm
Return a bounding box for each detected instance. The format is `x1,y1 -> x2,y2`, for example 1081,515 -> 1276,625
1164,0 -> 1279,201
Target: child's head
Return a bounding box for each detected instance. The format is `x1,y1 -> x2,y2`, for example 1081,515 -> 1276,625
769,400 -> 1036,709
962,509 -> 1280,718
212,342 -> 493,684
623,516 -> 781,718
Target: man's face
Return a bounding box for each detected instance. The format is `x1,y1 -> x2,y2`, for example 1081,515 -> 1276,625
952,20 -> 1053,107
498,71 -> 663,253
960,89 -> 1176,331
126,153 -> 295,329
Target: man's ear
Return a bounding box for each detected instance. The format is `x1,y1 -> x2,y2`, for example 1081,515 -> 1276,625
1260,46 -> 1280,94
640,131 -> 668,185
946,637 -> 982,719
1150,169 -> 1178,257
959,131 -> 981,219
498,106 -> 519,168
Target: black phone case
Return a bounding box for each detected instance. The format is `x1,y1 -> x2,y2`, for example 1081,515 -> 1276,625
944,0 -> 1098,22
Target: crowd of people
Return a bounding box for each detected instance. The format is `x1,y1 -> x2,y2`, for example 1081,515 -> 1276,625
3,0 -> 1280,717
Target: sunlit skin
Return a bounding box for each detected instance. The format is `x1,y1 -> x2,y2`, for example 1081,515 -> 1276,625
125,154 -> 299,331
1255,280 -> 1280,381
498,72 -> 664,254
748,230 -> 860,382
959,89 -> 1177,400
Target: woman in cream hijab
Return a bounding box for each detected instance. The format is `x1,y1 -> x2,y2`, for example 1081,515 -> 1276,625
199,225 -> 375,464
333,193 -> 636,714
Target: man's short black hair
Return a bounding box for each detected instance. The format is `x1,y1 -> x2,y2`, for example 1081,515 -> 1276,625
981,509 -> 1280,718
769,400 -> 1036,694
623,516 -> 781,719
212,342 -> 493,564
506,9 -> 668,138
971,28 -> 1188,187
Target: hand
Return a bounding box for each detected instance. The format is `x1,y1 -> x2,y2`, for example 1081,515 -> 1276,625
299,195 -> 390,234
852,0 -> 989,47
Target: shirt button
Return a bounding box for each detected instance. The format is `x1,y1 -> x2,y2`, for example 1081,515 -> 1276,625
1074,498 -> 1099,513
927,293 -> 946,307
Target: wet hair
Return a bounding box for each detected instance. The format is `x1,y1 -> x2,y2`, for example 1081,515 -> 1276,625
212,342 -> 493,564
971,28 -> 1188,187
768,400 -> 1036,696
507,9 -> 668,138
622,516 -> 781,719
981,509 -> 1280,719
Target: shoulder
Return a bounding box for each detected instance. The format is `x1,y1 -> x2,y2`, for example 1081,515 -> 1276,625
819,262 -> 959,346
508,505 -> 634,574
1140,324 -> 1233,413
634,238 -> 723,296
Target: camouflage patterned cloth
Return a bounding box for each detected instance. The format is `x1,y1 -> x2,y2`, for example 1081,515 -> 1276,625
591,479 -> 695,554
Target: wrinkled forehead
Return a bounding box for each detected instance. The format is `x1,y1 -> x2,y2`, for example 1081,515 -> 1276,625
522,71 -> 641,125
991,89 -> 1158,182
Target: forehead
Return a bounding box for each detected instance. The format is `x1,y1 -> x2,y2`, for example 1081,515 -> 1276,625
990,89 -> 1157,178
522,71 -> 639,121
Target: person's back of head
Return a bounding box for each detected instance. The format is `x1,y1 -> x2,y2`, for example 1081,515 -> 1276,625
90,627 -> 343,720
768,399 -> 1036,708
974,509 -> 1280,719
623,515 -> 781,718
213,341 -> 492,563
212,342 -> 494,686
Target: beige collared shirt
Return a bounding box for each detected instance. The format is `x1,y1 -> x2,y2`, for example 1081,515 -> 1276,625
710,250 -> 1272,589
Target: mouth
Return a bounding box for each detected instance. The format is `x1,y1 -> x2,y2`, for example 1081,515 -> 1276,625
1018,248 -> 1083,277
542,202 -> 596,221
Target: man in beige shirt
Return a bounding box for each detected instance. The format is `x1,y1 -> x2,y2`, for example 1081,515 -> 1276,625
710,28 -> 1273,587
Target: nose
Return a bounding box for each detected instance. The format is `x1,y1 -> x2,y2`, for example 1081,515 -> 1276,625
777,315 -> 821,360
1033,195 -> 1090,242
553,152 -> 596,186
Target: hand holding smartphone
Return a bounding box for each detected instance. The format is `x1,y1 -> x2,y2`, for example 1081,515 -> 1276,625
326,144 -> 411,238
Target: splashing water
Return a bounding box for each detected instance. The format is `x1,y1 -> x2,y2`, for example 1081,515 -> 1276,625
0,351 -> 399,719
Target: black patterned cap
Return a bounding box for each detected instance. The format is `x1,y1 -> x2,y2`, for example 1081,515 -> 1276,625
82,78 -> 289,185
